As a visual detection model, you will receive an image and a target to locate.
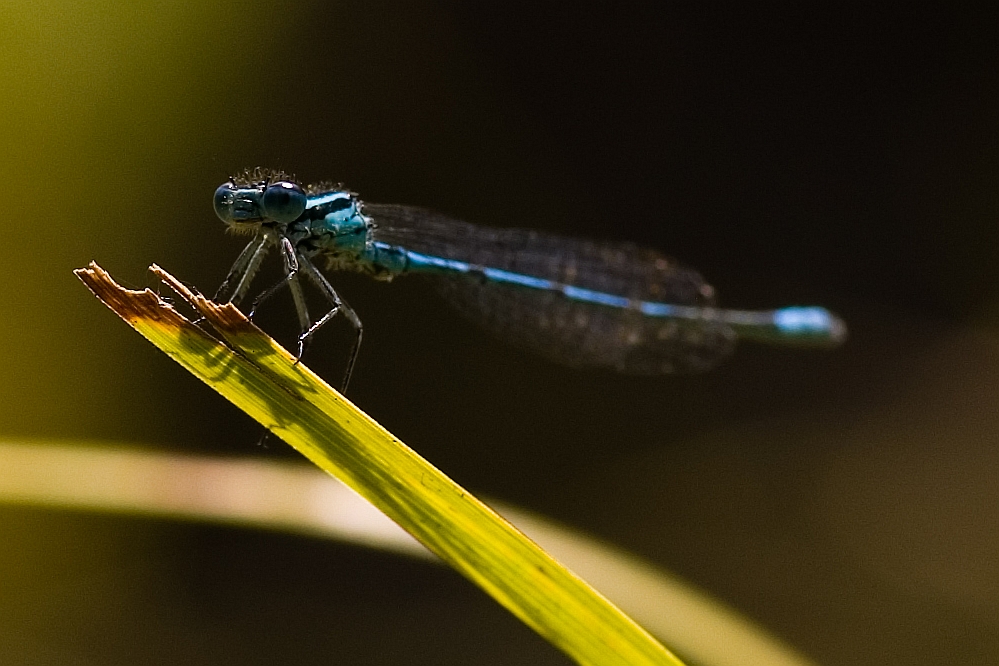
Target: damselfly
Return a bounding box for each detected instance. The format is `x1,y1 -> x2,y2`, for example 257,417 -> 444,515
213,168 -> 845,391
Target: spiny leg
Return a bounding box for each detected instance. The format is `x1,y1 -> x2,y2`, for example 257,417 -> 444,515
299,255 -> 363,393
248,237 -> 299,318
214,238 -> 259,302
228,236 -> 296,450
229,237 -> 273,306
215,236 -> 271,304
287,272 -> 312,359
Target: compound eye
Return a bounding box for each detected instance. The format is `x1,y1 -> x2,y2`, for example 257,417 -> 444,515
262,181 -> 307,222
213,182 -> 238,222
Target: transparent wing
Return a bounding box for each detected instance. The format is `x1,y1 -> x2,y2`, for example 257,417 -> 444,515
366,204 -> 736,373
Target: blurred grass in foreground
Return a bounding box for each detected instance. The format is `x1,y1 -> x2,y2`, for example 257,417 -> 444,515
0,440 -> 816,666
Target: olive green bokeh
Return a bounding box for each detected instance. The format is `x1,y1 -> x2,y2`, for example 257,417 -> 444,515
4,3 -> 999,666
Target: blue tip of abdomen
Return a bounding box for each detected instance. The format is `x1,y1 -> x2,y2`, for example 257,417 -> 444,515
772,306 -> 848,345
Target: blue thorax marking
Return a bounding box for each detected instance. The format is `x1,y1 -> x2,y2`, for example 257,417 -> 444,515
306,190 -> 354,209
298,190 -> 371,256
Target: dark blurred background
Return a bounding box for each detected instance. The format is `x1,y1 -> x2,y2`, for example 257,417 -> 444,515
2,2 -> 998,664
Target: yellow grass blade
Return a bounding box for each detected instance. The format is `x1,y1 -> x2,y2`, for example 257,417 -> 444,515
74,262 -> 684,666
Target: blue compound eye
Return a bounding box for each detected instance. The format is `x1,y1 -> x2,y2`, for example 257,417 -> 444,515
262,181 -> 307,222
213,182 -> 238,223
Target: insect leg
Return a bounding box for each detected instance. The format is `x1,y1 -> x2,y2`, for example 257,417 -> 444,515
215,236 -> 271,304
249,237 -> 299,318
298,255 -> 363,392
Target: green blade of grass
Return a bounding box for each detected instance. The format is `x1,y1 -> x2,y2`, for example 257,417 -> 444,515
75,262 -> 684,666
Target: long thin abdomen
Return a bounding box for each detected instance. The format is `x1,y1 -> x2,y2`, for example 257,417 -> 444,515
365,204 -> 736,373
